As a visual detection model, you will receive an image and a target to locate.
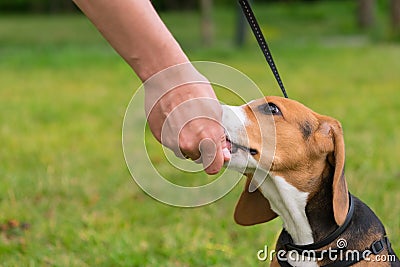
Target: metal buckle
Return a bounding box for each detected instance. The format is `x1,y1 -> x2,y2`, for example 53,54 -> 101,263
371,239 -> 384,255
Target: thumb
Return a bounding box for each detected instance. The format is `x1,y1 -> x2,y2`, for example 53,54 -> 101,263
199,136 -> 226,175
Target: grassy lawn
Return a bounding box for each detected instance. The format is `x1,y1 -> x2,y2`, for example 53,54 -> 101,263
0,1 -> 399,266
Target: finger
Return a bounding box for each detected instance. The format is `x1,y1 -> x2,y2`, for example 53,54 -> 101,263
198,138 -> 216,168
200,138 -> 224,175
178,129 -> 201,161
205,142 -> 224,175
181,148 -> 201,162
158,96 -> 221,160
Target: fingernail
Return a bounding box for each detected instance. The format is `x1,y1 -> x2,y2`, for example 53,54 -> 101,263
222,147 -> 231,160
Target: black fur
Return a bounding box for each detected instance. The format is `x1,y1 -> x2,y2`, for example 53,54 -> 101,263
300,121 -> 313,140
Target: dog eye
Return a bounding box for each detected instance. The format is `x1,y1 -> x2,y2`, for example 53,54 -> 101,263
263,103 -> 282,115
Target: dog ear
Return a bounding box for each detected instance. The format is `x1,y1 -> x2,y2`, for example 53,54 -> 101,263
234,174 -> 278,226
316,117 -> 349,226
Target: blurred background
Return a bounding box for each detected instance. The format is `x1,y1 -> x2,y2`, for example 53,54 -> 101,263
1,0 -> 400,43
1,0 -> 399,266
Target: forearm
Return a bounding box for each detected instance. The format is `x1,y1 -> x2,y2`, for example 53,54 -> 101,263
73,0 -> 189,81
74,0 -> 229,173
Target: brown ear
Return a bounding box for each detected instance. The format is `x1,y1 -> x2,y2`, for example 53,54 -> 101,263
317,117 -> 349,226
234,174 -> 277,226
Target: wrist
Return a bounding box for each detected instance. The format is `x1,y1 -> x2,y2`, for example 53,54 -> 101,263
130,38 -> 190,82
143,62 -> 210,117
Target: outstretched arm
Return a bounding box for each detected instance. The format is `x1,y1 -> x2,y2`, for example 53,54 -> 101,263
73,0 -> 230,174
72,0 -> 187,80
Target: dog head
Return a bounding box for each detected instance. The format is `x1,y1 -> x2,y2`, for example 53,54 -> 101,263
222,96 -> 348,227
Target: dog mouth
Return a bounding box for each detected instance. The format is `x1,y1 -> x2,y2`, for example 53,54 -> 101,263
226,138 -> 258,156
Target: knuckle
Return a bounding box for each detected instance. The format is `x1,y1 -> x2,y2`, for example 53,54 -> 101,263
179,138 -> 196,153
199,123 -> 224,139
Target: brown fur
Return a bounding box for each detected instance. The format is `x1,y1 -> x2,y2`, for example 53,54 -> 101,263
236,96 -> 348,225
232,96 -> 398,266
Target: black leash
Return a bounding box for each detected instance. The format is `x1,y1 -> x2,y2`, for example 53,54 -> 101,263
238,0 -> 289,98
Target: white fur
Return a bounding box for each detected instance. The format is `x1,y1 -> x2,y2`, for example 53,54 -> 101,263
221,104 -> 248,131
222,105 -> 258,172
258,176 -> 313,245
222,104 -> 317,266
259,176 -> 317,266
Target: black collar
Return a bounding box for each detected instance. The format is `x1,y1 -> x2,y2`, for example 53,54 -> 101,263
278,194 -> 395,267
282,193 -> 354,253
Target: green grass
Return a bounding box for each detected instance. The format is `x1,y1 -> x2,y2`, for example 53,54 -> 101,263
0,1 -> 399,266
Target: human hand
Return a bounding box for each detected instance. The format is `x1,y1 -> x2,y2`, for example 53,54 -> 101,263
74,0 -> 230,174
145,81 -> 231,175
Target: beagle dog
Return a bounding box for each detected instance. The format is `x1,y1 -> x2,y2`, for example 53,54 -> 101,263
222,96 -> 399,267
